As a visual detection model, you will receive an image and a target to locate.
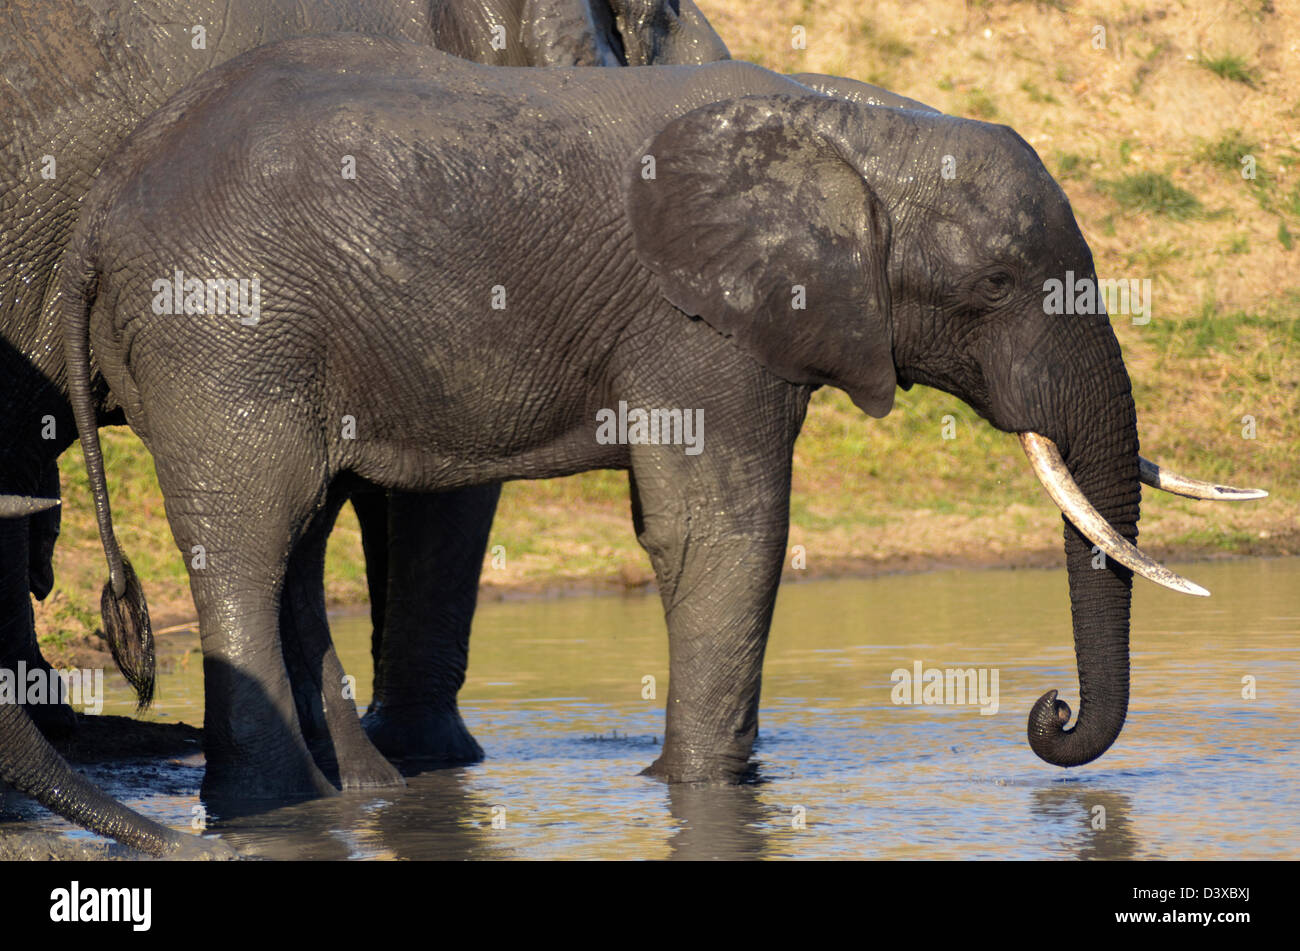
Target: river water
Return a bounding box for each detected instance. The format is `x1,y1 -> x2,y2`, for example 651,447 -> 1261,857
8,557 -> 1299,859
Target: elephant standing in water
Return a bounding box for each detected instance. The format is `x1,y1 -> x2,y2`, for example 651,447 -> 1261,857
59,37 -> 1262,798
0,496 -> 232,857
1,0 -> 730,816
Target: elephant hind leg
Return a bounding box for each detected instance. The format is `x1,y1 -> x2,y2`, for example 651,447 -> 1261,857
281,482 -> 404,790
152,451 -> 338,804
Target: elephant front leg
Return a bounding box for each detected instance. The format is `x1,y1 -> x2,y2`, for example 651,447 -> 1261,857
361,486 -> 497,766
629,462 -> 790,784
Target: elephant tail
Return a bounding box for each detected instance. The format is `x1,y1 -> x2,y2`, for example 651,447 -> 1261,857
55,231 -> 155,710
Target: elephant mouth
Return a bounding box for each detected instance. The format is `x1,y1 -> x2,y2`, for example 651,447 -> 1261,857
1017,432 -> 1267,598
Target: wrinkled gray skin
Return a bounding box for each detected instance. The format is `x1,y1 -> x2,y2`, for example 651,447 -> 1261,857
0,0 -> 731,817
0,496 -> 233,858
62,36 -> 1141,797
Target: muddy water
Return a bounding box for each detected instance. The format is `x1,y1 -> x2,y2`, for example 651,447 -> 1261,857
9,557 -> 1300,859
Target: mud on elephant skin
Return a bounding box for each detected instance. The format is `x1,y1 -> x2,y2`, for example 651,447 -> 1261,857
56,37 -> 1263,798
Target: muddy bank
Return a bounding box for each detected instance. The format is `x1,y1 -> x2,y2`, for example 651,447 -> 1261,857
0,831 -> 138,861
49,713 -> 202,764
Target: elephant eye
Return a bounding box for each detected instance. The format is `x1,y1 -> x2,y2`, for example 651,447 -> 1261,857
975,271 -> 1015,304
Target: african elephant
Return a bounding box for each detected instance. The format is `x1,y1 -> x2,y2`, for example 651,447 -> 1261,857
56,35 -> 1262,797
0,0 -> 729,796
0,496 -> 233,857
355,49 -> 948,769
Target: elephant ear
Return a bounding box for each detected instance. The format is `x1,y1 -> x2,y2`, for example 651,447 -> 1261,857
626,96 -> 896,417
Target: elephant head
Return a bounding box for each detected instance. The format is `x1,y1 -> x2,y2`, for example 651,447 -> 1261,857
629,94 -> 1263,767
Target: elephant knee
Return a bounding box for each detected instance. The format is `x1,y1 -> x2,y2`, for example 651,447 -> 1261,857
633,510 -> 687,592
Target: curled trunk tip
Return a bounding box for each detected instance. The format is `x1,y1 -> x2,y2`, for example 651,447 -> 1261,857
1027,689 -> 1121,767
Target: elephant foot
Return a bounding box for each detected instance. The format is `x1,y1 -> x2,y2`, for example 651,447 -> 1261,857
641,750 -> 760,785
200,751 -> 339,808
362,703 -> 484,768
300,710 -> 406,791
339,754 -> 405,791
318,738 -> 406,791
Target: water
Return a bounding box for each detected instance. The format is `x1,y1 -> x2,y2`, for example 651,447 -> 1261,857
9,557 -> 1300,859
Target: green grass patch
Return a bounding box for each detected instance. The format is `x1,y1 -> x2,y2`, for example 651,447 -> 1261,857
1197,53 -> 1259,87
1122,241 -> 1183,270
1019,80 -> 1059,104
857,21 -> 914,59
961,90 -> 998,119
1198,129 -> 1260,176
1167,528 -> 1260,552
35,594 -> 101,652
1139,303 -> 1300,358
1051,152 -> 1085,178
1281,183 -> 1300,218
1104,172 -> 1201,219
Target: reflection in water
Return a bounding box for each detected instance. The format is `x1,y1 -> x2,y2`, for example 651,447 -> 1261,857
666,783 -> 771,861
209,768 -> 515,860
6,557 -> 1298,858
1030,787 -> 1142,861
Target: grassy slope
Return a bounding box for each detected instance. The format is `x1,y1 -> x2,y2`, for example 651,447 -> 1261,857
38,0 -> 1298,642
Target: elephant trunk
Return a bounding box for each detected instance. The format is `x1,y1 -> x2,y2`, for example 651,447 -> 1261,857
1026,350 -> 1142,767
0,701 -> 179,855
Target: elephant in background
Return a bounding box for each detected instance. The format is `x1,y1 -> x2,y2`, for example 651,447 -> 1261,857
1,0 -> 731,800
58,37 -> 1260,798
0,496 -> 232,857
434,0 -> 730,66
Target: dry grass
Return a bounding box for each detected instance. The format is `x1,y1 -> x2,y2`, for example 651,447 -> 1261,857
38,0 -> 1299,641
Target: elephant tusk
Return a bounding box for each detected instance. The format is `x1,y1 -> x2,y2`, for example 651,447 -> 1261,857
1138,457 -> 1268,501
1019,433 -> 1210,597
0,495 -> 60,518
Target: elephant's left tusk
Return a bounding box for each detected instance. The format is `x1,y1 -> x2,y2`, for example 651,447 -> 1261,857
1139,457 -> 1268,501
0,495 -> 61,518
1019,433 -> 1210,597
